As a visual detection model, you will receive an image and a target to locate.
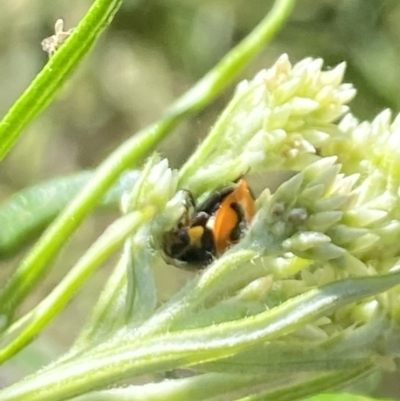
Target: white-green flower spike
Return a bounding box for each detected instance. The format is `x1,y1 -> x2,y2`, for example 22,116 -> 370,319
179,54 -> 356,195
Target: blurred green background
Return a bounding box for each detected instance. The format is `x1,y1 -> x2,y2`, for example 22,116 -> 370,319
1,0 -> 400,396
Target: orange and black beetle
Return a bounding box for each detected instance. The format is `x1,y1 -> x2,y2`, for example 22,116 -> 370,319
163,179 -> 256,269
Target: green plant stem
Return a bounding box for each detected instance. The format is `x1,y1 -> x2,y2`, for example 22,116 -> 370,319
167,0 -> 296,116
136,249 -> 259,337
72,251 -> 130,351
53,367 -> 376,401
0,0 -> 297,326
0,170 -> 139,258
0,209 -> 151,364
68,368 -> 375,401
0,272 -> 395,401
71,373 -> 276,401
201,316 -> 386,374
0,0 -> 122,159
239,364 -> 374,401
124,241 -> 157,325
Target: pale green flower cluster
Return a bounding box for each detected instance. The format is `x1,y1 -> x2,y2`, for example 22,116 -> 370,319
235,157 -> 381,338
115,54 -> 400,376
124,156 -> 178,215
122,155 -> 187,238
131,56 -> 400,309
174,55 -> 400,340
215,58 -> 400,340
179,54 -> 356,195
323,111 -> 400,264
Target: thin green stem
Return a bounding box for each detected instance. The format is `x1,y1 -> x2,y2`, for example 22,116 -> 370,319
0,210 -> 151,364
0,271 -> 395,401
0,0 -> 297,324
167,0 -> 297,116
240,364 -> 374,401
0,170 -> 139,259
72,251 -> 129,351
68,368 -> 375,401
68,372 -> 285,401
0,0 -> 122,159
136,249 -> 259,337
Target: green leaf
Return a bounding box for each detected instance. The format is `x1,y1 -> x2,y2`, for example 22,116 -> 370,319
71,252 -> 130,352
301,393 -> 396,401
1,271 -> 399,401
0,0 -> 123,159
0,170 -> 139,258
63,371 -> 373,401
0,209 -> 153,363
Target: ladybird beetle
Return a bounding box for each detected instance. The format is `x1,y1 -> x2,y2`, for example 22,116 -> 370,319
163,179 -> 256,269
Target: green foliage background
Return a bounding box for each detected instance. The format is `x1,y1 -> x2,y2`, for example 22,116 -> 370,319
1,0 -> 400,398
